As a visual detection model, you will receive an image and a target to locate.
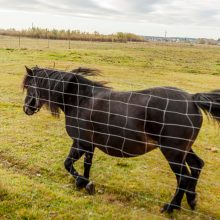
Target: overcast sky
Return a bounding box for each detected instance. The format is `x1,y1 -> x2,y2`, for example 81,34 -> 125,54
0,0 -> 219,39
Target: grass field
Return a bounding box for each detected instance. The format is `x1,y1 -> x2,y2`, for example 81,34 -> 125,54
0,35 -> 220,219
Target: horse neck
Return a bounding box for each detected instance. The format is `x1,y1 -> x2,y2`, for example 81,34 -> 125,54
62,76 -> 94,114
41,73 -> 96,114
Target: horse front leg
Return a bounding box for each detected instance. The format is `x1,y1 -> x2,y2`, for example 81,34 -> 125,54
84,150 -> 94,179
64,141 -> 89,189
83,149 -> 95,194
74,146 -> 95,191
64,142 -> 83,176
64,142 -> 95,193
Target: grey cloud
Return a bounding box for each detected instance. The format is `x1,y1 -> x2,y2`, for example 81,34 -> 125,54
0,0 -> 119,16
0,0 -> 219,27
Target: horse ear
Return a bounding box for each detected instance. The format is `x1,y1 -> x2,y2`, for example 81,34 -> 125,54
25,66 -> 33,76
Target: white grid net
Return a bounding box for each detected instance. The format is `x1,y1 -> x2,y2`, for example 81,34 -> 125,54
22,67 -> 220,219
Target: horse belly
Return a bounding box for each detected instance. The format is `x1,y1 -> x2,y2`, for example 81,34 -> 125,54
94,134 -> 158,158
121,135 -> 158,156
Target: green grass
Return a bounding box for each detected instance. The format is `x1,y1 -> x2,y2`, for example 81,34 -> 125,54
0,35 -> 220,219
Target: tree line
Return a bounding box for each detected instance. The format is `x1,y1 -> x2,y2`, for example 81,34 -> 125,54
0,28 -> 146,43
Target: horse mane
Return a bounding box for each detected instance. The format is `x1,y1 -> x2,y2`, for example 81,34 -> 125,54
45,102 -> 60,118
22,66 -> 109,89
71,67 -> 101,76
22,72 -> 32,90
71,67 -> 109,88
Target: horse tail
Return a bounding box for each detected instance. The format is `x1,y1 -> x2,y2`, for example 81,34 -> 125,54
192,90 -> 220,123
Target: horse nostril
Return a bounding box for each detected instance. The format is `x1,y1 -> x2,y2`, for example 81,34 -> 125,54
23,105 -> 27,113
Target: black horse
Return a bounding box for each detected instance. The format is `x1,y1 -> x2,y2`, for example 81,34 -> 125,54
22,66 -> 220,213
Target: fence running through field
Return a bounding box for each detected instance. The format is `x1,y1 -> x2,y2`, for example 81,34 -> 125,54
20,66 -> 220,220
0,35 -> 125,50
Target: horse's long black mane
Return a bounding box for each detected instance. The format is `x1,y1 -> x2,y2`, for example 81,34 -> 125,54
22,66 -> 107,90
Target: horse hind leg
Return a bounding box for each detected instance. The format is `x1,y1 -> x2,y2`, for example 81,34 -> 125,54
160,142 -> 192,213
185,149 -> 205,210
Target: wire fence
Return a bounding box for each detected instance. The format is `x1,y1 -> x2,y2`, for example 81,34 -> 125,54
0,34 -> 145,50
0,34 -> 74,50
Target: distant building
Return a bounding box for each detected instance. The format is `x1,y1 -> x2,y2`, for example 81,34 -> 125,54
144,36 -> 197,43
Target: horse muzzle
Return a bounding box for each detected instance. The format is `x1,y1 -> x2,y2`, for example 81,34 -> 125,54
23,105 -> 38,115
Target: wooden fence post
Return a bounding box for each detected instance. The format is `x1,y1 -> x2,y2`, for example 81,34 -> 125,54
18,35 -> 21,48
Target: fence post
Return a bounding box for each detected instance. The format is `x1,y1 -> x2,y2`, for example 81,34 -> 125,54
46,29 -> 50,49
18,35 -> 21,48
47,36 -> 49,48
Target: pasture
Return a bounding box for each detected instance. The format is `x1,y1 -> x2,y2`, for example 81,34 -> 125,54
0,35 -> 220,219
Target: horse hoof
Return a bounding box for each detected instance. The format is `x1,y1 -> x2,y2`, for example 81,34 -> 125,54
76,176 -> 89,189
160,204 -> 173,213
187,193 -> 197,210
189,198 -> 197,210
160,203 -> 180,213
86,181 -> 95,195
